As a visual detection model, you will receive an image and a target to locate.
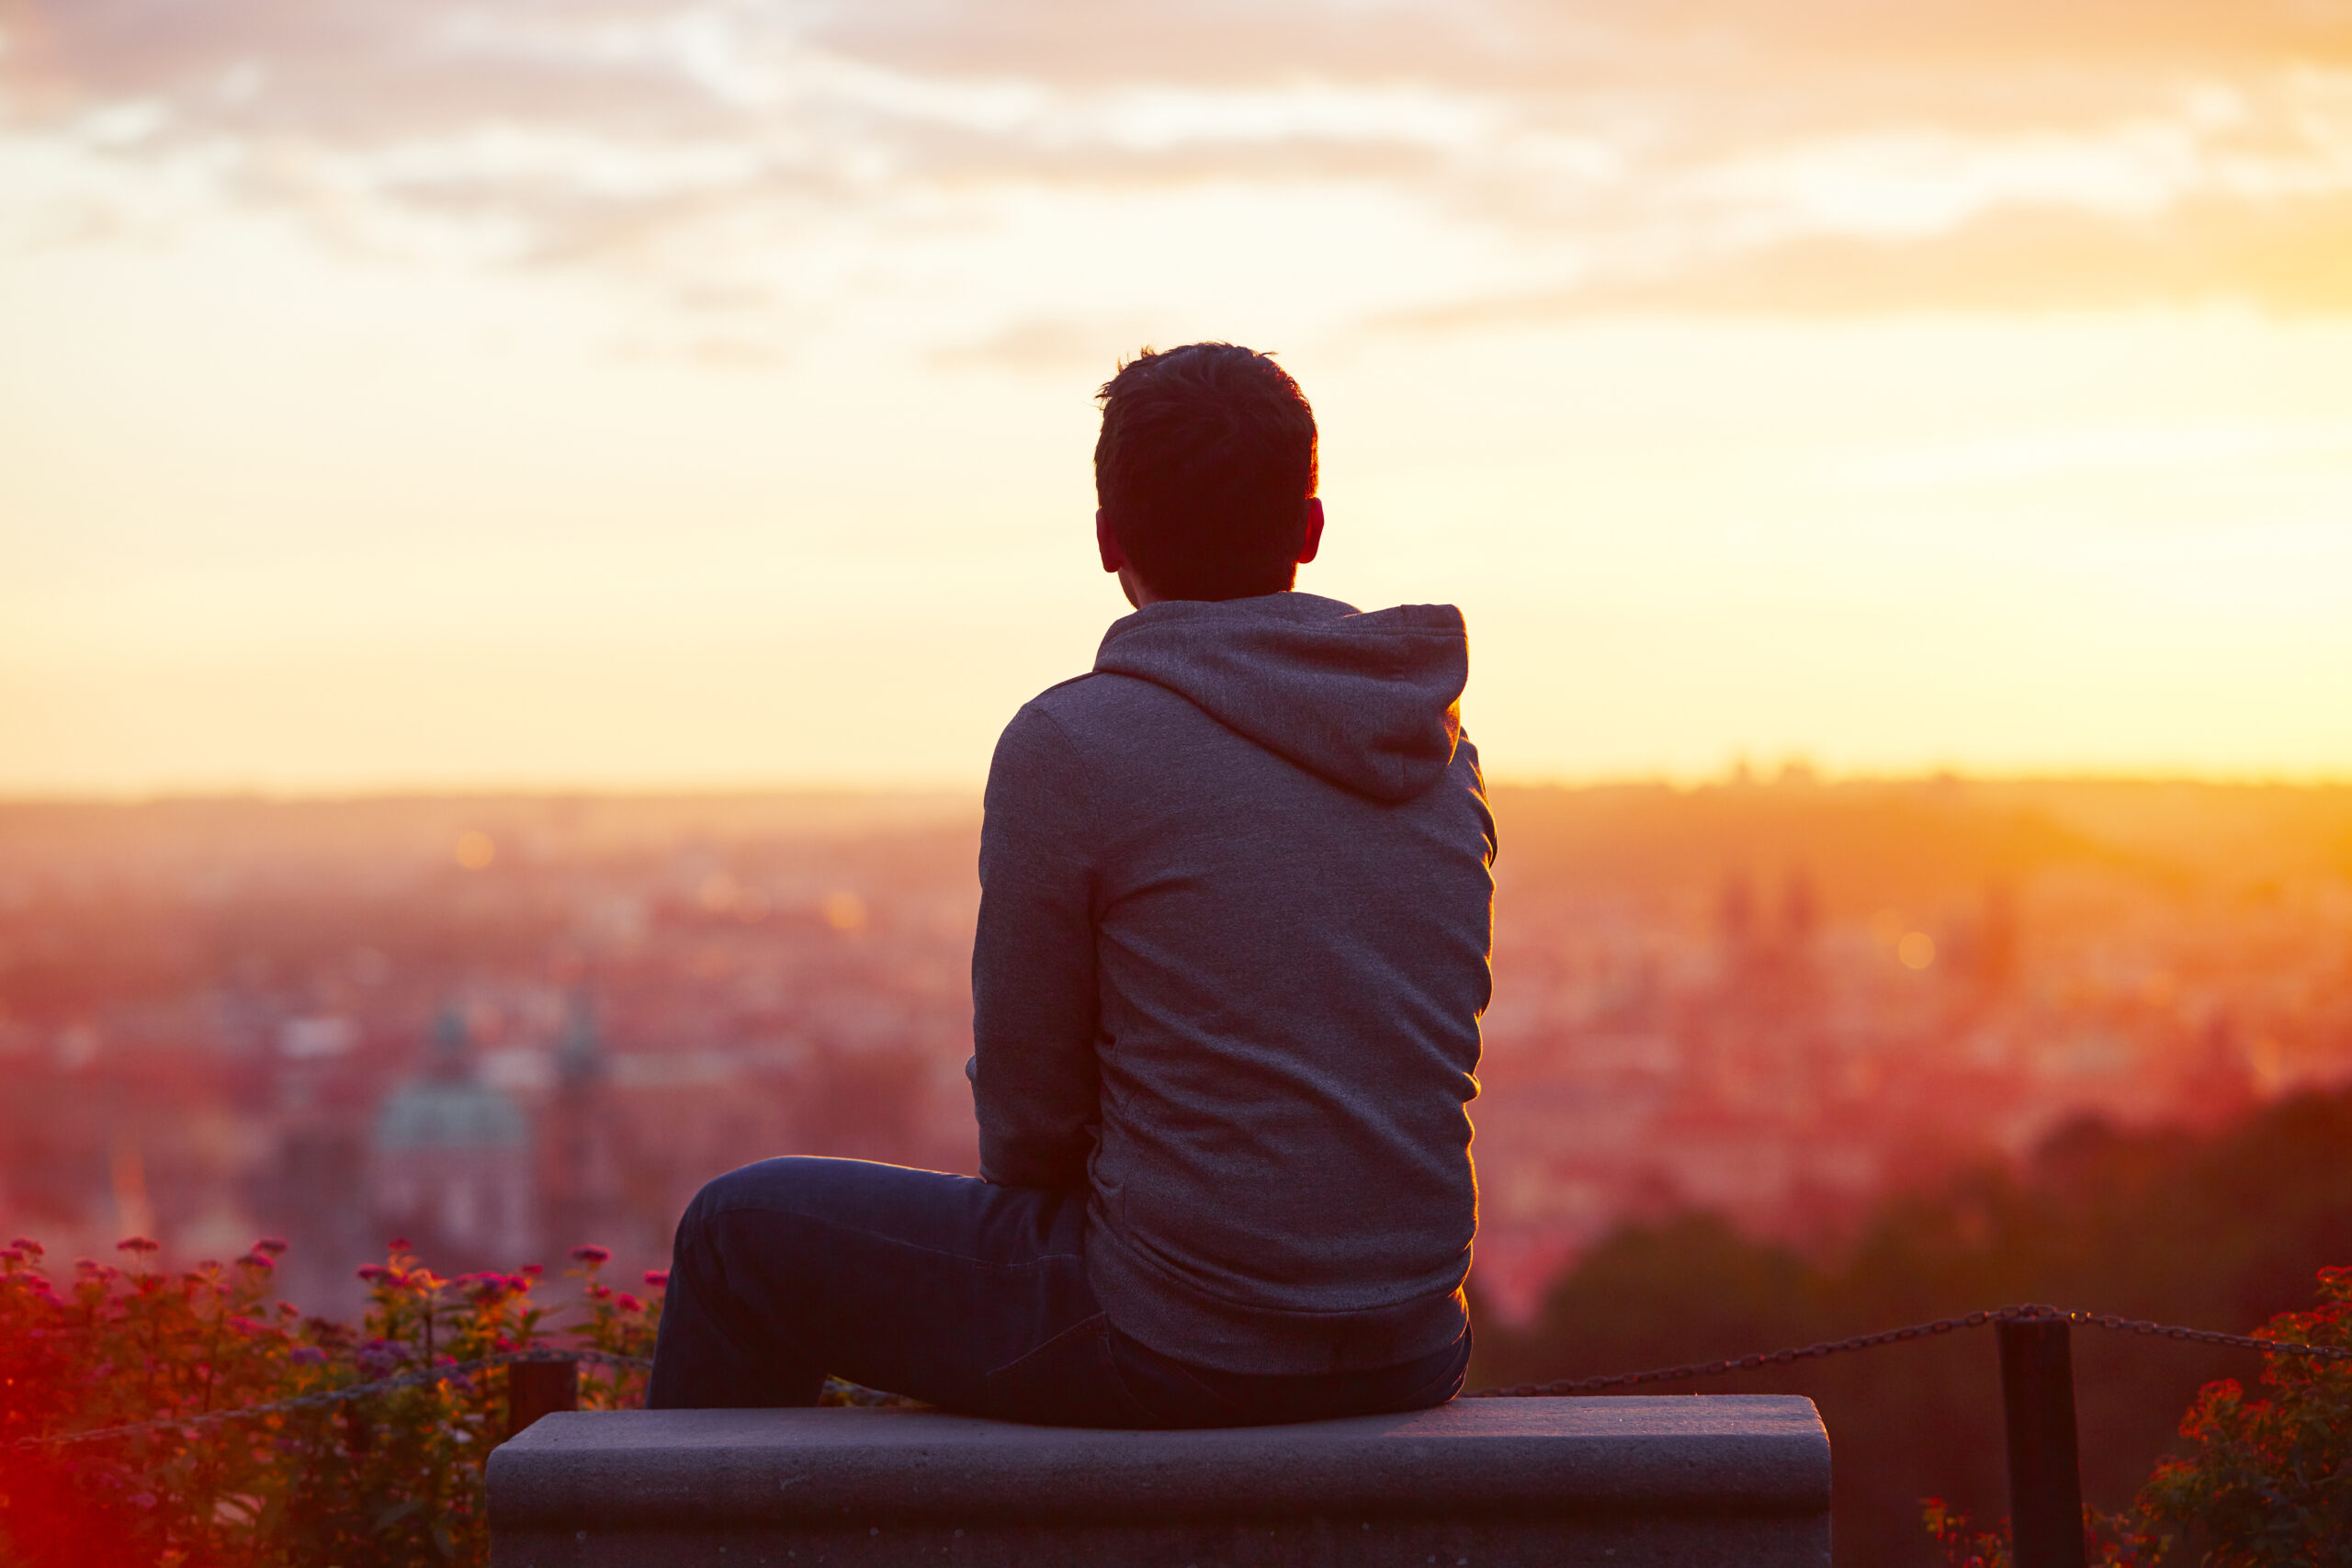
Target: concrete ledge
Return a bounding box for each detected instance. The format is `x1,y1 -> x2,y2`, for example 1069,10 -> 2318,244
490,1396 -> 1830,1567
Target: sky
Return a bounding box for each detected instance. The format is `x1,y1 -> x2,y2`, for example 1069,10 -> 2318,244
3,0 -> 2350,793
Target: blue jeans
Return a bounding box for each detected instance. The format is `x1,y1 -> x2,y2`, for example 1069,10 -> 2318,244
645,1156 -> 1471,1427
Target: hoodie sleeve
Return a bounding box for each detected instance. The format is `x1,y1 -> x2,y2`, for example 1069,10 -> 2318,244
968,702 -> 1101,1189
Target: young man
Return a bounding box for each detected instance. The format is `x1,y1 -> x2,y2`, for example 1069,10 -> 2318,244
648,342 -> 1495,1427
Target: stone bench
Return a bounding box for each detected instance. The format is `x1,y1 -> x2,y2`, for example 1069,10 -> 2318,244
489,1395 -> 1830,1568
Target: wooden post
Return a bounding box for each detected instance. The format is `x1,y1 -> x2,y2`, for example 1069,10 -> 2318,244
1998,1317 -> 2086,1568
508,1359 -> 579,1440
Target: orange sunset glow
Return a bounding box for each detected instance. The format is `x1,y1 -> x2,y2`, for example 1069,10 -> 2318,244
4,0 -> 2349,791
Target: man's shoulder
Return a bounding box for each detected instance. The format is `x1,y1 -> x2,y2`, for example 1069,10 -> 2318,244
993,671 -> 1227,793
1014,669 -> 1195,735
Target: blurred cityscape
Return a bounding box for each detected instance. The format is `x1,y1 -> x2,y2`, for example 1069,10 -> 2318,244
2,778 -> 2347,1321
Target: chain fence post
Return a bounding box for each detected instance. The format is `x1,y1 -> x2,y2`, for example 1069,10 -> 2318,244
1997,1314 -> 2086,1568
507,1358 -> 579,1440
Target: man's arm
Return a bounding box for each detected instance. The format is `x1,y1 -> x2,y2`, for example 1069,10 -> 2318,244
968,702 -> 1101,1189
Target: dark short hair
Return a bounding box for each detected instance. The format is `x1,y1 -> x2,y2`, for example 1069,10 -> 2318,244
1094,343 -> 1318,603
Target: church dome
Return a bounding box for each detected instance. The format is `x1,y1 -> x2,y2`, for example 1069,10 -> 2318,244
371,1004 -> 531,1151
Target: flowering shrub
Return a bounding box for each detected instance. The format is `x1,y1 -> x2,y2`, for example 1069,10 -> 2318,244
1921,1498 -> 2158,1568
2135,1266 -> 2352,1562
1922,1496 -> 2013,1567
0,1235 -> 663,1568
567,1245 -> 660,1412
1923,1266 -> 2352,1566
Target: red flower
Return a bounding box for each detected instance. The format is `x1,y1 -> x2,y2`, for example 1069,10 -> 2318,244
569,1245 -> 611,1265
116,1236 -> 160,1254
254,1236 -> 289,1256
642,1270 -> 670,1289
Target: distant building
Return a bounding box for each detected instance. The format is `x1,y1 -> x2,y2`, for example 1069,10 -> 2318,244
540,987 -> 622,1256
367,1007 -> 535,1269
262,1122 -> 370,1314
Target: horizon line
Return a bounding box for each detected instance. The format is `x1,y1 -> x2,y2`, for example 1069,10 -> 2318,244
6,766 -> 2352,807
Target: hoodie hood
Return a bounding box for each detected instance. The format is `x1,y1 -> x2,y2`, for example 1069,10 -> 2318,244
1092,592 -> 1467,803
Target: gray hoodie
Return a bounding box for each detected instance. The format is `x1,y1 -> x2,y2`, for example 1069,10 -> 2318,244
968,592 -> 1496,1375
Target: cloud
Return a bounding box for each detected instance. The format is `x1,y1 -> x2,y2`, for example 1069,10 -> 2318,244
930,317 -> 1142,376
809,0 -> 2352,91
4,0 -> 2350,333
1381,192 -> 2352,328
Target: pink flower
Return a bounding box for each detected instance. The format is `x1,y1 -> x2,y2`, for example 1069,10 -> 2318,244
356,1265 -> 390,1284
522,1263 -> 544,1276
116,1235 -> 160,1254
616,1293 -> 643,1313
236,1252 -> 276,1271
254,1236 -> 289,1256
569,1245 -> 611,1265
388,1236 -> 413,1251
642,1270 -> 670,1289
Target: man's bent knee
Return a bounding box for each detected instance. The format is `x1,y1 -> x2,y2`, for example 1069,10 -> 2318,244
681,1156 -> 829,1228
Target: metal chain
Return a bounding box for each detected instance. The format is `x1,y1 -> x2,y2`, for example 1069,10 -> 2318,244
1470,1303 -> 2352,1398
2064,1307 -> 2352,1361
10,1348 -> 654,1451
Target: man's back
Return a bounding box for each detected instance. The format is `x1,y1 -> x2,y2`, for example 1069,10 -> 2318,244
972,591 -> 1496,1376
650,342 -> 1492,1426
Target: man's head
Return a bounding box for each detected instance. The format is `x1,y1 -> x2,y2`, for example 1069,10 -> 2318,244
1093,343 -> 1322,605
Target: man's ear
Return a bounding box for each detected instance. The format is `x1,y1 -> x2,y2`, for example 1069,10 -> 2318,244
1096,508 -> 1126,575
1296,498 -> 1325,566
